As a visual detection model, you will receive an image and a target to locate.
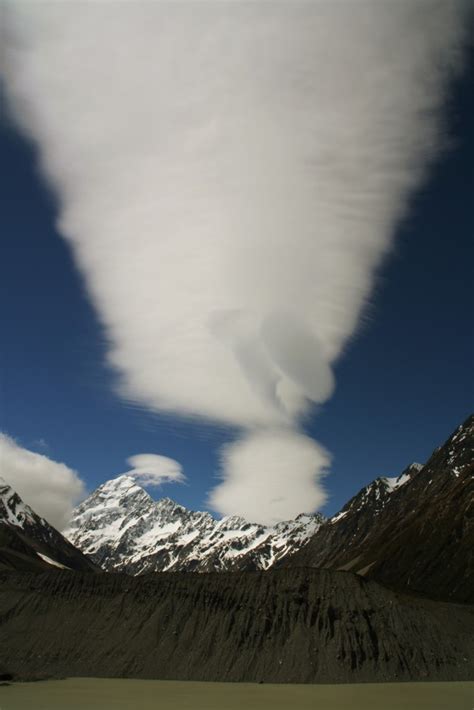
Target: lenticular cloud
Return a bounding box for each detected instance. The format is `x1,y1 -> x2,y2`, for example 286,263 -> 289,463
124,454 -> 186,489
2,2 -> 466,522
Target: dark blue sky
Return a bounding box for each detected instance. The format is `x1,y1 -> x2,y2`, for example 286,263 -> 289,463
1,50 -> 472,517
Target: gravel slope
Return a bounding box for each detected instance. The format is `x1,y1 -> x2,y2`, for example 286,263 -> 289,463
1,567 -> 473,684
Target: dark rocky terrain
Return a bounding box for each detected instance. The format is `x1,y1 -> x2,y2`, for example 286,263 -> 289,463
1,566 -> 473,684
282,415 -> 474,604
0,479 -> 98,574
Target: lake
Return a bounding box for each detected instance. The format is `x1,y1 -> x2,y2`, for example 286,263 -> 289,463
1,678 -> 473,709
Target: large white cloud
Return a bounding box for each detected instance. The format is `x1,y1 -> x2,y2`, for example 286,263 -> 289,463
209,429 -> 330,524
0,434 -> 85,530
2,2 -> 467,522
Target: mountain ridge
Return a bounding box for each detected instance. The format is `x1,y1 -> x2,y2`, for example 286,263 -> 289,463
281,414 -> 474,603
64,474 -> 324,573
1,566 -> 473,684
0,478 -> 98,573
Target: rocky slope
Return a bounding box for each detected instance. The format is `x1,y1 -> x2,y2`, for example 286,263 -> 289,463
64,475 -> 323,573
0,478 -> 98,573
283,415 -> 474,603
1,566 -> 473,684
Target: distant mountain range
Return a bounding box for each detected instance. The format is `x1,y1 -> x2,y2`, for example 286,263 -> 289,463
60,414 -> 473,603
63,475 -> 324,573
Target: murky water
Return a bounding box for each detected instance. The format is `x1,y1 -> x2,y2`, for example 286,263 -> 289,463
0,678 -> 473,710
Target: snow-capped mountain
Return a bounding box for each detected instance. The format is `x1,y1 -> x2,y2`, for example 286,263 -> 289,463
64,475 -> 324,574
0,477 -> 98,573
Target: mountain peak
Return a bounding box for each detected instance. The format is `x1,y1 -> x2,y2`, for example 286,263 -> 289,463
97,474 -> 148,496
0,477 -> 36,528
385,462 -> 423,492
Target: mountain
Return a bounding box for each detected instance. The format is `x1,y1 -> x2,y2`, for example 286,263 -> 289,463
0,478 -> 98,573
1,566 -> 473,684
64,475 -> 324,574
282,414 -> 474,603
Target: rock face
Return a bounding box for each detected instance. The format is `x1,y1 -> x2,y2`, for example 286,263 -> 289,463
0,478 -> 98,573
64,475 -> 323,574
1,566 -> 473,684
282,415 -> 474,603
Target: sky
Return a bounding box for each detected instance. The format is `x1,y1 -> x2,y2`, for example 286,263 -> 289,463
1,2 -> 472,529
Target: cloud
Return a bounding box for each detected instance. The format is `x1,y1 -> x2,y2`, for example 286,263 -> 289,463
0,433 -> 85,530
209,429 -> 329,525
124,453 -> 186,488
1,2 -> 467,521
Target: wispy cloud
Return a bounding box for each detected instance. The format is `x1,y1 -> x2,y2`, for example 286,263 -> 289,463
2,2 -> 467,522
0,433 -> 85,530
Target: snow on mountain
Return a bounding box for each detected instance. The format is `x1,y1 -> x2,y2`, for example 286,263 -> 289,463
385,462 -> 423,492
64,474 -> 324,573
0,477 -> 98,572
0,477 -> 38,528
36,551 -> 70,569
326,462 -> 424,524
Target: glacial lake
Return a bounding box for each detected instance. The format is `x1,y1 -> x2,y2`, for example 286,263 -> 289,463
1,678 -> 473,709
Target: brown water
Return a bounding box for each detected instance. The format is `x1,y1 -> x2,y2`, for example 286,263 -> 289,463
1,678 -> 473,710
